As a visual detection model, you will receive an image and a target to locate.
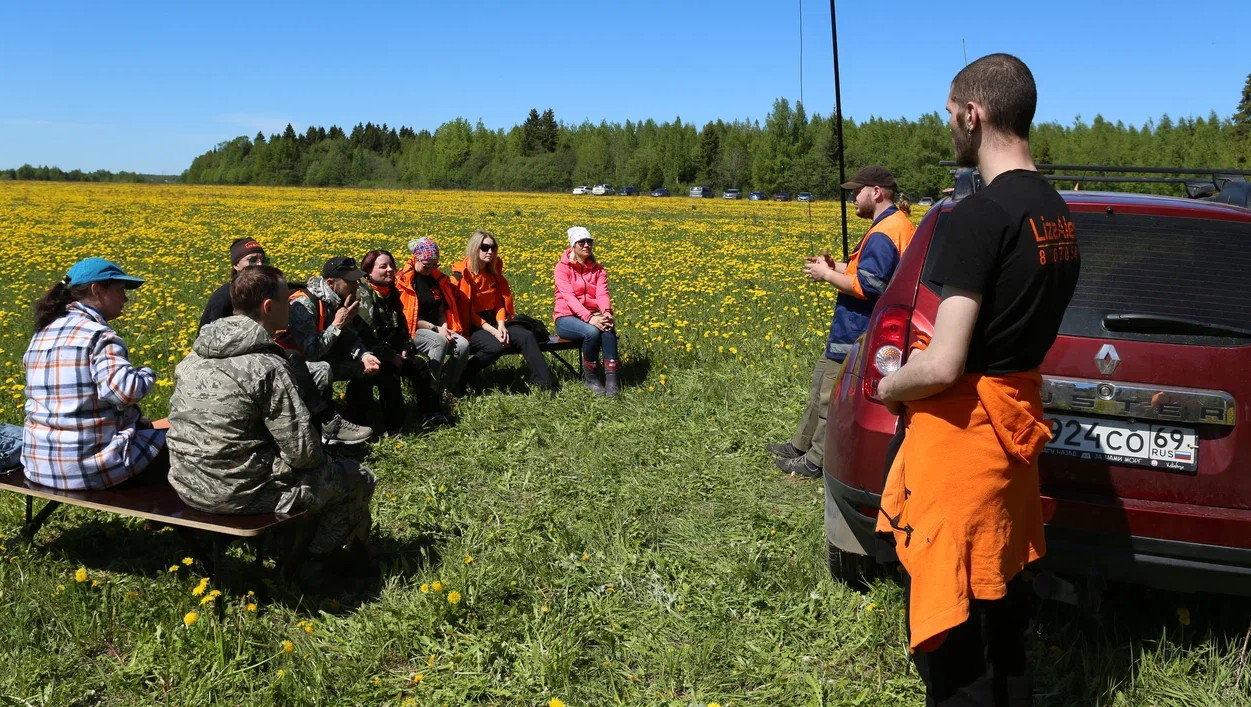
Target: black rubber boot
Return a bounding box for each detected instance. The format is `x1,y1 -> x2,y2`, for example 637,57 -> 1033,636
603,359 -> 620,398
582,359 -> 607,396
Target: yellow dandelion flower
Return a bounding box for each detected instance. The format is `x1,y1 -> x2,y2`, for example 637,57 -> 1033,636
427,654 -> 437,666
282,640 -> 294,653
432,580 -> 444,592
541,605 -> 550,613
181,557 -> 193,566
276,669 -> 285,677
168,565 -> 179,573
550,699 -> 566,707
411,673 -> 424,684
420,583 -> 430,593
75,567 -> 88,583
246,602 -> 258,612
581,552 -> 589,561
464,554 -> 474,564
183,611 -> 198,627
191,577 -> 209,596
447,591 -> 461,604
709,703 -> 723,707
304,623 -> 315,634
91,580 -> 99,588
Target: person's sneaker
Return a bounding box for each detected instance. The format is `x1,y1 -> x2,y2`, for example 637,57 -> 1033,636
775,455 -> 822,478
766,441 -> 803,459
321,415 -> 372,445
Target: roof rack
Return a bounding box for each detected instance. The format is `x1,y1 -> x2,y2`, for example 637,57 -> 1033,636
939,162 -> 1251,208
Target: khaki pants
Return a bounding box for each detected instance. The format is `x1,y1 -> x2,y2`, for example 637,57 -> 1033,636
789,355 -> 844,468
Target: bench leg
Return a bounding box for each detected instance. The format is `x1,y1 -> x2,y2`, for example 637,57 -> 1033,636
546,350 -> 579,377
17,498 -> 62,545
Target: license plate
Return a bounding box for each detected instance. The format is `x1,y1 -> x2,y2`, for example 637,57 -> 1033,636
1042,413 -> 1198,472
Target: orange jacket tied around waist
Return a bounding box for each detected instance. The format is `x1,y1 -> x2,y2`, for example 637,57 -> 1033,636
875,369 -> 1052,651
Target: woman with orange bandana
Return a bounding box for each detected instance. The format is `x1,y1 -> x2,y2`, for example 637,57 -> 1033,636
876,54 -> 1080,705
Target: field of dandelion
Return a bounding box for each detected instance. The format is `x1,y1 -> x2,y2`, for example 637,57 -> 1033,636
1,182 -> 1248,706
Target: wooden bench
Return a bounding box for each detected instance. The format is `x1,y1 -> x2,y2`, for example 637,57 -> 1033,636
535,336 -> 581,375
0,467 -> 305,576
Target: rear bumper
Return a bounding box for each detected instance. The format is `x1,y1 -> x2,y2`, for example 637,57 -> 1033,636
824,474 -> 1251,596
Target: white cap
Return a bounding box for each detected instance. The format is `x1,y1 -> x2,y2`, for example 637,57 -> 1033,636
567,226 -> 592,247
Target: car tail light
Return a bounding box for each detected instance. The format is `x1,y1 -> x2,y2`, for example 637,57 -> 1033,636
862,305 -> 912,402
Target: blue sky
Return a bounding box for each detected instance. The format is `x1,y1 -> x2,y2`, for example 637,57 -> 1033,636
2,0 -> 1248,174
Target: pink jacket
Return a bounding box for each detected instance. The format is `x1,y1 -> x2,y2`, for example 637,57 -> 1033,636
553,249 -> 612,322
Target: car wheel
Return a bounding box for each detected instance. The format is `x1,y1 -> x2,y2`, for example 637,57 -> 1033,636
827,541 -> 877,591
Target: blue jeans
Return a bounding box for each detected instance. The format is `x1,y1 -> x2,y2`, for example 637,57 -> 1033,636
555,316 -> 619,362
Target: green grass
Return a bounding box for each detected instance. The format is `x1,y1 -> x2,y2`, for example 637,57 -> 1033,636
4,354 -> 1251,705
1,184 -> 1249,705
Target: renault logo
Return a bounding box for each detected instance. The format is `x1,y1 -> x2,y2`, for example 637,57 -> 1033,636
1095,344 -> 1121,376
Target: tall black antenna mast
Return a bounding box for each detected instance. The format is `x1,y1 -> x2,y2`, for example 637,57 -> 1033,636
829,0 -> 849,257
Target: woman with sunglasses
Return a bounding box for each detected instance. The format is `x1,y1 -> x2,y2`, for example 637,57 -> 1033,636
452,229 -> 556,394
554,226 -> 620,396
396,237 -> 470,398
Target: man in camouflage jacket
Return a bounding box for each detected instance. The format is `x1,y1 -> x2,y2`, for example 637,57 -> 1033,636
281,256 -> 381,392
168,266 -> 375,561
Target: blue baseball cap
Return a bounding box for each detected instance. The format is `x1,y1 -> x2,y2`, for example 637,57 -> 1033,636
64,258 -> 146,289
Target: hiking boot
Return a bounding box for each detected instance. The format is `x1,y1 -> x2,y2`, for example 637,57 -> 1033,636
582,359 -> 607,396
603,359 -> 620,398
321,415 -> 372,446
775,455 -> 822,478
766,441 -> 803,459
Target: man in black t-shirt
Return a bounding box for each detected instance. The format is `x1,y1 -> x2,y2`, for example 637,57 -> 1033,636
876,54 -> 1080,705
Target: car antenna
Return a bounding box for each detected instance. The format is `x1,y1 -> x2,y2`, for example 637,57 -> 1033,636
829,0 -> 849,258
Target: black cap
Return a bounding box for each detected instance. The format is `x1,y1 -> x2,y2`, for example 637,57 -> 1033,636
322,256 -> 365,281
841,166 -> 897,190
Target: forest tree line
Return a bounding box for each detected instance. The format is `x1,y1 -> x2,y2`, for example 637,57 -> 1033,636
10,74 -> 1251,199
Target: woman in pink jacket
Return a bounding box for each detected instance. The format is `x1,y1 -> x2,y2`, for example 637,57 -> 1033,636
554,226 -> 619,397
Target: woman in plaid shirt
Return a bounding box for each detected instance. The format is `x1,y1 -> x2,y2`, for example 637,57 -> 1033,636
22,258 -> 166,490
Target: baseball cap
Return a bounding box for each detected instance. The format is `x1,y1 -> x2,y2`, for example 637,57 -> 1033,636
64,258 -> 145,289
321,256 -> 365,281
841,166 -> 897,190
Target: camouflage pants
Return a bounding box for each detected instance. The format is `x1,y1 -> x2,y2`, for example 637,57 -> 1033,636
275,458 -> 376,556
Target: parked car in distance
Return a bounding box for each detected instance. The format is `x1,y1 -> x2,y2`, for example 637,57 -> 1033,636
723,188 -> 742,200
619,186 -> 639,196
772,192 -> 791,201
592,184 -> 615,196
748,191 -> 767,201
572,185 -> 591,195
823,171 -> 1251,599
797,191 -> 814,202
651,187 -> 669,197
918,196 -> 934,206
689,185 -> 715,198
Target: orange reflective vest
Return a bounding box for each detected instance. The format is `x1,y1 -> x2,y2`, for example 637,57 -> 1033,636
845,208 -> 916,300
876,370 -> 1050,651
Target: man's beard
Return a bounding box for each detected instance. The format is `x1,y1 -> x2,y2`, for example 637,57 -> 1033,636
951,122 -> 978,167
855,201 -> 874,219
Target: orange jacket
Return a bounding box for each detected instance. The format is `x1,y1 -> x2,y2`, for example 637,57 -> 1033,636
876,370 -> 1050,651
451,256 -> 514,329
395,260 -> 464,337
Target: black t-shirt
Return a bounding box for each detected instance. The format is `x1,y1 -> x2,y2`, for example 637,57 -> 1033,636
415,274 -> 445,325
929,169 -> 1081,374
199,281 -> 234,331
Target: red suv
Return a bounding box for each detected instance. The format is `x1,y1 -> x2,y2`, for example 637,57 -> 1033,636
824,170 -> 1251,598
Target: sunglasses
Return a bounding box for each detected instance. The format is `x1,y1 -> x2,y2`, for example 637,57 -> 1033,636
479,243 -> 498,252
241,254 -> 270,266
575,239 -> 594,247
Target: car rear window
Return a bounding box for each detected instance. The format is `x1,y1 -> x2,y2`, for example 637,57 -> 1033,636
921,209 -> 1251,346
